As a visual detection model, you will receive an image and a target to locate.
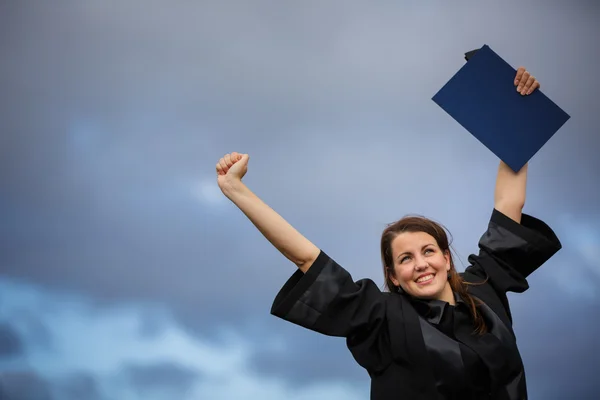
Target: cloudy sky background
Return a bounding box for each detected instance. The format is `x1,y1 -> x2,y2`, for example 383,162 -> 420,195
1,1 -> 599,399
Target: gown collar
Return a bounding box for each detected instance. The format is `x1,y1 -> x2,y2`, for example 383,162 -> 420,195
408,291 -> 465,325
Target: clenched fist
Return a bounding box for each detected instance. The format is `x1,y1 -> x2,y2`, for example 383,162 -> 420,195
216,152 -> 249,192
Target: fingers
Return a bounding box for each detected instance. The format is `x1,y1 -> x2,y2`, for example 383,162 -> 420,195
514,66 -> 526,86
516,70 -> 530,94
527,80 -> 540,95
224,153 -> 233,167
523,75 -> 536,95
215,152 -> 246,175
219,158 -> 229,173
515,67 -> 541,96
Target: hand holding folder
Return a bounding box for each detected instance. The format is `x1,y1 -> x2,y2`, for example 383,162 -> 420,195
433,45 -> 571,172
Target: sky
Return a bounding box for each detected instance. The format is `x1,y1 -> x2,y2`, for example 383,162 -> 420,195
1,1 -> 599,399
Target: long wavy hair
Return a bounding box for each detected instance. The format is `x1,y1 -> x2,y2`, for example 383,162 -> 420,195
381,215 -> 488,335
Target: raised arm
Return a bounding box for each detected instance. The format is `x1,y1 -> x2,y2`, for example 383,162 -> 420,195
217,153 -> 391,361
493,67 -> 541,223
216,152 -> 320,273
494,161 -> 527,223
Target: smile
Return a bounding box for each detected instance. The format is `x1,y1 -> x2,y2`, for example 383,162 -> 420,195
415,274 -> 435,285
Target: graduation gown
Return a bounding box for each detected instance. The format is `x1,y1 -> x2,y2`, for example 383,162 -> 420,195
271,209 -> 562,400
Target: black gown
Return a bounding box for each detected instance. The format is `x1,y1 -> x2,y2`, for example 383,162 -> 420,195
271,209 -> 562,400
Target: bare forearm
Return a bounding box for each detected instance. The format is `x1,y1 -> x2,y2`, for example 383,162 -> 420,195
494,161 -> 527,223
223,182 -> 320,273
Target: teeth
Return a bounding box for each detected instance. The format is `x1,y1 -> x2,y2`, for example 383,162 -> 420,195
416,274 -> 434,283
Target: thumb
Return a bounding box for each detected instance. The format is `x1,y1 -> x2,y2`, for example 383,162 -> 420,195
229,153 -> 249,177
233,153 -> 249,167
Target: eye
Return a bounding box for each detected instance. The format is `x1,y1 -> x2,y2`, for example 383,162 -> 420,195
424,248 -> 434,254
400,255 -> 411,263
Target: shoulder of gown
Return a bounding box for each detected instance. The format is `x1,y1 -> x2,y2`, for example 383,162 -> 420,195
270,250 -> 394,372
463,208 -> 562,294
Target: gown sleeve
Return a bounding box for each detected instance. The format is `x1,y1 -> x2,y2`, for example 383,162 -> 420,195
464,208 -> 562,294
271,250 -> 392,372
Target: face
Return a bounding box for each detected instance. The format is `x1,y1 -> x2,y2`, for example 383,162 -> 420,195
389,231 -> 453,302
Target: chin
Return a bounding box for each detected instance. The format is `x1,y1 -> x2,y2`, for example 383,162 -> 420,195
413,288 -> 444,300
408,282 -> 447,300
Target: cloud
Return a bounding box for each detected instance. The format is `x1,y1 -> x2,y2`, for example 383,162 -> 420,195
0,324 -> 24,358
1,0 -> 598,338
0,369 -> 105,400
1,1 -> 599,399
125,362 -> 200,398
0,279 -> 239,377
248,324 -> 368,388
0,278 -> 369,399
48,373 -> 104,400
0,370 -> 53,400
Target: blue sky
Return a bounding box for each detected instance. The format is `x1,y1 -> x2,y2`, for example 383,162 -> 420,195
1,1 -> 599,399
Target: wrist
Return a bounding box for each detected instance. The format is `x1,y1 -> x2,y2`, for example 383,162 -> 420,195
221,178 -> 247,199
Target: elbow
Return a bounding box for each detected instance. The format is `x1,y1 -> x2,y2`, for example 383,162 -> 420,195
494,197 -> 525,212
494,199 -> 524,223
295,247 -> 321,273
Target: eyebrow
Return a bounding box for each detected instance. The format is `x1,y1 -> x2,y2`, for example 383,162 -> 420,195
396,243 -> 436,260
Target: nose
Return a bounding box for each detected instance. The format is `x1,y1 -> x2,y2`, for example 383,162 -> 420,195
414,255 -> 428,270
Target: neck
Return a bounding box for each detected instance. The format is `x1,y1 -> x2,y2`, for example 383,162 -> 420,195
438,283 -> 456,305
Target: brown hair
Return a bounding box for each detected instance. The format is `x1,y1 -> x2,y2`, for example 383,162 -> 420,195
381,215 -> 488,335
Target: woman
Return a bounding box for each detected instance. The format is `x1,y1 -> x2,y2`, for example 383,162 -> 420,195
215,67 -> 561,399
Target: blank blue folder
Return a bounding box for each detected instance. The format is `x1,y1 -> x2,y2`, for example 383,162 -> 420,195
432,45 -> 570,172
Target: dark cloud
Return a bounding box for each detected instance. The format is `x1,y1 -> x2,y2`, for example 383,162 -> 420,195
0,370 -> 104,400
0,0 -> 597,324
0,1 -> 599,398
248,323 -> 369,388
53,373 -> 103,400
8,309 -> 53,352
125,362 -> 200,397
0,324 -> 24,358
137,309 -> 168,339
0,370 -> 53,400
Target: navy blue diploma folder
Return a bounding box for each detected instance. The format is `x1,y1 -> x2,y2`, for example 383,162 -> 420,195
432,44 -> 570,172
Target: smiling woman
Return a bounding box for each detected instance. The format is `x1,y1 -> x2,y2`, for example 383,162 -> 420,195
215,68 -> 562,400
380,216 -> 489,336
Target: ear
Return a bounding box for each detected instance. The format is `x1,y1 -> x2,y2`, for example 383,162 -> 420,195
443,250 -> 451,272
